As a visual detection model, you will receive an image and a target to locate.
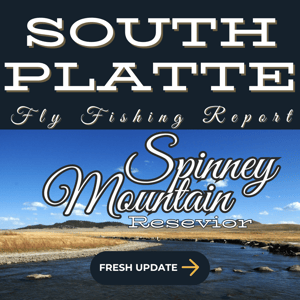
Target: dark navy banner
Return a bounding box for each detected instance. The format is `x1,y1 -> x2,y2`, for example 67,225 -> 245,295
1,1 -> 299,129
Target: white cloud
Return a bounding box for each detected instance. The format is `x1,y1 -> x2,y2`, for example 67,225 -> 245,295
279,221 -> 297,224
60,202 -> 86,209
102,205 -> 107,207
95,212 -> 101,215
283,202 -> 300,211
230,214 -> 243,219
116,166 -> 139,174
0,217 -> 20,221
144,160 -> 150,163
23,202 -> 47,210
274,207 -> 283,211
259,211 -> 269,215
273,202 -> 300,212
75,203 -> 85,210
13,221 -> 25,226
22,207 -> 37,211
73,209 -> 89,217
55,202 -> 88,217
33,213 -> 37,215
32,202 -> 47,208
0,217 -> 24,227
266,196 -> 270,198
52,201 -> 88,217
204,178 -> 228,188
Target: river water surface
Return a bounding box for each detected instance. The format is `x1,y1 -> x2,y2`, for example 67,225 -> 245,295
1,241 -> 300,300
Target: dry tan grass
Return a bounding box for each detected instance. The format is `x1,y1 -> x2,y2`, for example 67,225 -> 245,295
0,231 -> 19,236
0,231 -> 125,253
2,223 -> 299,253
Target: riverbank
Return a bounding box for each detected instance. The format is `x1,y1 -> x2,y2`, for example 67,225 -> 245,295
101,236 -> 300,257
91,222 -> 300,244
80,223 -> 300,256
1,222 -> 299,265
0,241 -> 161,265
1,239 -> 300,300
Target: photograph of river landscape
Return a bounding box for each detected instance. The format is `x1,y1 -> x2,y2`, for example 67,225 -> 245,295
1,223 -> 300,299
0,130 -> 299,299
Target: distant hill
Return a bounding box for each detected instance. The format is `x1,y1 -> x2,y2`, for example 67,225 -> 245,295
251,220 -> 261,224
17,220 -> 127,230
16,219 -> 261,230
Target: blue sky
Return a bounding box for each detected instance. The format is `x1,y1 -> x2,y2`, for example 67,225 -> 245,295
0,130 -> 299,229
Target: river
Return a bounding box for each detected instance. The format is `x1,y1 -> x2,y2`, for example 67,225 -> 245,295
1,241 -> 300,299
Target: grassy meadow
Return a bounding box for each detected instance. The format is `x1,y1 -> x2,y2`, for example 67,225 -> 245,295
0,231 -> 125,253
1,222 -> 299,254
95,223 -> 300,244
